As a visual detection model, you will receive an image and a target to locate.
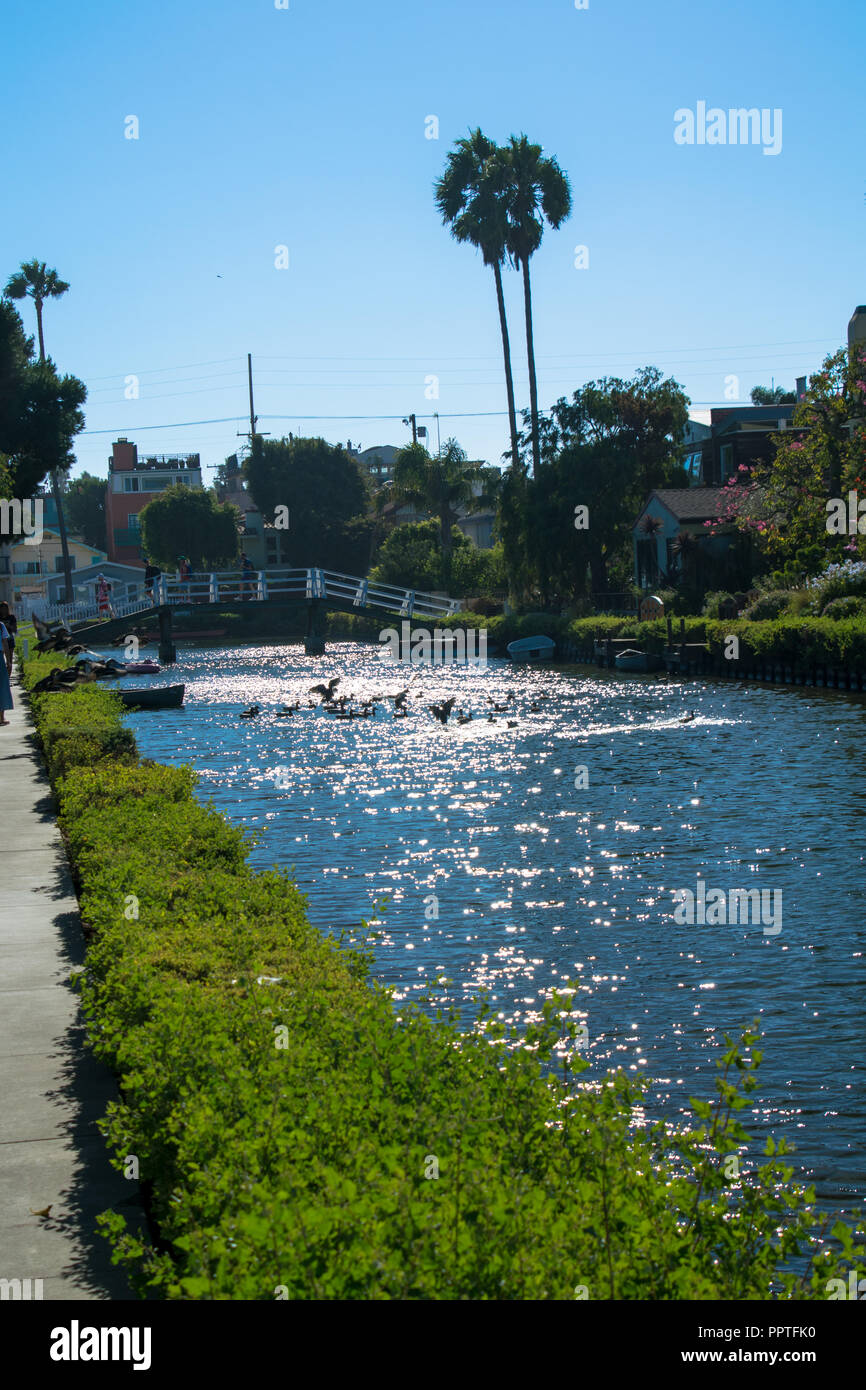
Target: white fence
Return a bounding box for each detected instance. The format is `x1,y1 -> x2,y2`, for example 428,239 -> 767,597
21,593 -> 154,626
21,569 -> 460,625
152,568 -> 460,619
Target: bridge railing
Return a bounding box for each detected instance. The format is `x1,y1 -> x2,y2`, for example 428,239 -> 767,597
26,594 -> 154,626
150,568 -> 460,617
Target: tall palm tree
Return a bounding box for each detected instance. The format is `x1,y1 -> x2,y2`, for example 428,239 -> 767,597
498,136 -> 572,476
4,260 -> 74,603
435,131 -> 521,471
391,438 -> 489,587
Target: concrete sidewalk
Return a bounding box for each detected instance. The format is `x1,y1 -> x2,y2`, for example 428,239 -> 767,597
0,670 -> 137,1299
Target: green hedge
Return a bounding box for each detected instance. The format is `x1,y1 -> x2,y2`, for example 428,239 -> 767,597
17,638 -> 865,1299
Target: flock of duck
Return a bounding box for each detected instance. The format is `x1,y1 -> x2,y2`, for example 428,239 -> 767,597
238,676 -> 553,728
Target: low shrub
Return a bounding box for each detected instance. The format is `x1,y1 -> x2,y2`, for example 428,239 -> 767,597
742,590 -> 794,621
822,596 -> 866,620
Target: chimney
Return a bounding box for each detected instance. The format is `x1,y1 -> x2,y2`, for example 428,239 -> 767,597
848,306 -> 866,360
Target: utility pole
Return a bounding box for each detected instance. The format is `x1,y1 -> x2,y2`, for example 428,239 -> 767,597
237,354 -> 269,452
248,353 -> 257,439
402,413 -> 418,444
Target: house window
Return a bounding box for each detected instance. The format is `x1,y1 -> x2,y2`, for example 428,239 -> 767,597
719,444 -> 735,482
0,556 -> 9,574
54,555 -> 76,572
684,451 -> 702,482
128,514 -> 140,529
123,477 -> 140,492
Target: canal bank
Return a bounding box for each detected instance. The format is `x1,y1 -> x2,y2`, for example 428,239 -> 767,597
15,638 -> 866,1300
0,672 -> 136,1300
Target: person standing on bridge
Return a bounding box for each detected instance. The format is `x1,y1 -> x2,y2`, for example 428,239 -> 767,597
96,574 -> 114,619
241,552 -> 255,601
144,558 -> 161,603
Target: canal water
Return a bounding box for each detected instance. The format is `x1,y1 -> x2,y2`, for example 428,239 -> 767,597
118,641 -> 866,1211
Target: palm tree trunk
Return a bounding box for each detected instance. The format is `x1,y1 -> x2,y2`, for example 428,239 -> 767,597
493,261 -> 521,471
35,298 -> 73,604
521,259 -> 541,475
35,298 -> 45,362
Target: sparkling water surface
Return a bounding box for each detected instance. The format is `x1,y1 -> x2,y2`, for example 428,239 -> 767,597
115,641 -> 866,1208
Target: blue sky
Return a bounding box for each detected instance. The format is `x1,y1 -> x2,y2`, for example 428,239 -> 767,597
2,0 -> 863,482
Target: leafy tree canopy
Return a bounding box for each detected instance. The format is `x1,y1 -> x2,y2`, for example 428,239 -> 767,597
243,435 -> 370,570
0,298 -> 86,497
63,471 -> 107,551
501,367 -> 689,602
138,485 -> 240,570
736,347 -> 866,581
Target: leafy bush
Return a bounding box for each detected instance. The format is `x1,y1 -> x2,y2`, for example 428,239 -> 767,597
742,590 -> 794,621
807,560 -> 866,613
821,596 -> 866,620
702,591 -> 737,619
18,641 -> 866,1300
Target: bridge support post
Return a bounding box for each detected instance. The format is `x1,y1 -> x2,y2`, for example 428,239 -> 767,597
305,599 -> 326,656
158,606 -> 176,664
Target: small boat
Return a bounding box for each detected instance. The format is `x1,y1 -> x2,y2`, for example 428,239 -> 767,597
506,635 -> 556,663
119,684 -> 185,710
125,660 -> 161,674
614,648 -> 664,673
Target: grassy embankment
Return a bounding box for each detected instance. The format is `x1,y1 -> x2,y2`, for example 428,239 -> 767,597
18,634 -> 865,1299
340,608 -> 866,670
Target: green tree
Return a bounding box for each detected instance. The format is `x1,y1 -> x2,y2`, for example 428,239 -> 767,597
498,136 -> 572,476
0,298 -> 85,509
64,472 -> 107,550
435,130 -> 520,467
139,485 -> 240,571
739,347 -> 866,579
4,260 -> 76,600
503,369 -> 689,602
243,436 -> 370,571
391,438 -> 495,586
750,384 -> 796,405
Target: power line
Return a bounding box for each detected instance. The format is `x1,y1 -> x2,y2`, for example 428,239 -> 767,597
80,402 -> 769,437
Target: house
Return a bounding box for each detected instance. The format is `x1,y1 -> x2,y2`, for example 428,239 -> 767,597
358,444 -> 497,551
681,404 -> 795,486
214,458 -> 291,570
105,438 -> 203,565
633,488 -> 736,589
43,561 -> 147,610
0,528 -> 108,608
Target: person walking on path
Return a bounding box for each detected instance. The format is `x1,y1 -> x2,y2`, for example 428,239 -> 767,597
0,601 -> 18,653
0,619 -> 14,726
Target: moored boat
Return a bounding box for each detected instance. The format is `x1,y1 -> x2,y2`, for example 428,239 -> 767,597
506,634 -> 556,663
125,660 -> 161,674
614,648 -> 664,673
118,683 -> 185,710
